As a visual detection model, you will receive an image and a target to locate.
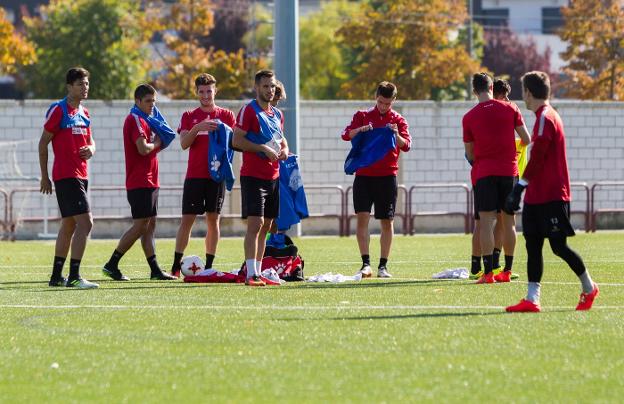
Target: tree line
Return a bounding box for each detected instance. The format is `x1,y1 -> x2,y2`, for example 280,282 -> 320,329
0,0 -> 622,100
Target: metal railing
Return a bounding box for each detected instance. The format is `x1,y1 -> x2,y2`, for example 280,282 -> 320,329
570,182 -> 591,232
408,183 -> 472,234
7,184 -> 346,238
590,181 -> 624,232
344,184 -> 409,236
0,188 -> 8,240
3,181 -> 619,238
303,185 -> 346,236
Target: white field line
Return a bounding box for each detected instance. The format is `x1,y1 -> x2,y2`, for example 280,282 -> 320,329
1,304 -> 624,311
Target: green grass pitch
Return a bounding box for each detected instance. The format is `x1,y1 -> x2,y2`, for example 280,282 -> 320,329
1,233 -> 623,402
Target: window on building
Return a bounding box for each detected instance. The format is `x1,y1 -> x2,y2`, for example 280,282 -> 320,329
475,8 -> 509,29
542,7 -> 563,34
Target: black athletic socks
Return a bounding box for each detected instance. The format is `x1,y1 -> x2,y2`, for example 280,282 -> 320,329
482,254 -> 494,275
379,258 -> 388,268
52,256 -> 66,278
68,258 -> 81,280
171,252 -> 183,271
147,255 -> 161,275
362,254 -> 370,266
471,255 -> 481,275
106,249 -> 124,270
205,254 -> 215,269
493,248 -> 502,268
504,255 -> 514,271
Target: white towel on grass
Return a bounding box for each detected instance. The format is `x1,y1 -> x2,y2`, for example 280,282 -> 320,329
432,268 -> 469,279
306,273 -> 363,283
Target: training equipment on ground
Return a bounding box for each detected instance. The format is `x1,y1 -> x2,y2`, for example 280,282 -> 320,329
433,268 -> 469,279
180,256 -> 205,277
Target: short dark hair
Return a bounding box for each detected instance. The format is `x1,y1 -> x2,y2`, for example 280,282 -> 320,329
66,67 -> 89,85
493,79 -> 511,98
472,72 -> 493,94
521,71 -> 550,100
255,70 -> 275,84
376,81 -> 397,98
134,83 -> 156,101
195,73 -> 216,88
275,80 -> 286,100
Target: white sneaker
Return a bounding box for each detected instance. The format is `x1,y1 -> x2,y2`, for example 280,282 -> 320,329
377,267 -> 392,278
357,264 -> 372,278
66,278 -> 99,289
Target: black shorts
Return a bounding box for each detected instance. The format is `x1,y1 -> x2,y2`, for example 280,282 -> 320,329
522,201 -> 575,238
474,176 -> 515,214
353,175 -> 397,220
127,188 -> 159,219
241,176 -> 279,219
54,178 -> 90,218
182,178 -> 225,215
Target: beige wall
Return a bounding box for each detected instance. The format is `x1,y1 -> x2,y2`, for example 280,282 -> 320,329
1,99 -> 623,237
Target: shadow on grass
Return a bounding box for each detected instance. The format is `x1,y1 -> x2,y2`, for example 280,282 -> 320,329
278,308 -> 572,321
0,281 -> 217,292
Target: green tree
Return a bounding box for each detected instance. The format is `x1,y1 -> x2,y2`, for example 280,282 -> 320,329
559,0 -> 624,100
337,0 -> 480,100
0,8 -> 36,75
156,0 -> 267,99
299,0 -> 362,99
23,0 -> 155,99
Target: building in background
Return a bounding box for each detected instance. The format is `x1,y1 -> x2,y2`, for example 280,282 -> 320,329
474,0 -> 568,71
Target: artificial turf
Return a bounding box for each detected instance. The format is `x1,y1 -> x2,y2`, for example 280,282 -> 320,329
1,233 -> 623,402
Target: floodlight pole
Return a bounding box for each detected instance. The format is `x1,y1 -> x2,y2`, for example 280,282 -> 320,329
273,0 -> 301,236
273,0 -> 300,155
466,0 -> 474,100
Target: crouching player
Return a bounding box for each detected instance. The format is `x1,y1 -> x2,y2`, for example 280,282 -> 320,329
504,71 -> 598,312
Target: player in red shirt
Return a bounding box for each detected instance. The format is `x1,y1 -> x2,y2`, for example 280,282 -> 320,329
468,79 -> 525,281
169,74 -> 236,277
102,84 -> 176,281
463,73 -> 530,284
39,67 -> 98,289
342,81 -> 411,278
233,70 -> 289,286
505,71 -> 598,312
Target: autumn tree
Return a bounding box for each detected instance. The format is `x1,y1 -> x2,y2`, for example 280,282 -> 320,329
156,0 -> 267,99
299,0 -> 362,99
0,8 -> 35,76
201,0 -> 250,53
559,0 -> 624,100
337,0 -> 480,100
482,28 -> 553,99
23,0 -> 155,99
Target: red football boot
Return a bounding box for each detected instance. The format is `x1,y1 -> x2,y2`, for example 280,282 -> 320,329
576,283 -> 599,311
506,299 -> 541,313
476,272 -> 496,284
245,275 -> 266,287
494,270 -> 512,283
260,276 -> 281,286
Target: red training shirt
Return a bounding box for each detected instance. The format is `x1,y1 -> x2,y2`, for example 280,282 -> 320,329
123,113 -> 159,190
235,101 -> 284,180
462,99 -> 524,183
523,105 -> 571,204
178,106 -> 236,179
341,106 -> 411,177
43,103 -> 92,181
